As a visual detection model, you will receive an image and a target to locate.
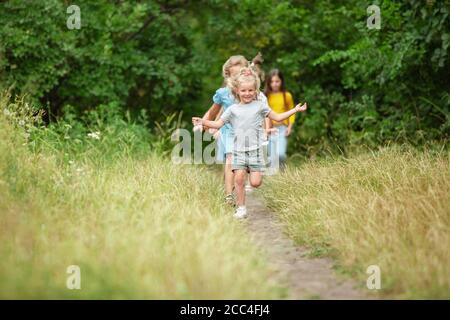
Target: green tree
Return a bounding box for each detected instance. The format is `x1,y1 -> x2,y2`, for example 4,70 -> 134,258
198,0 -> 449,154
0,0 -> 205,120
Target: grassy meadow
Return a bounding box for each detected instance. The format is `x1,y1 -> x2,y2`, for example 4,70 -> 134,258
1,0 -> 448,301
0,94 -> 284,299
1,92 -> 448,299
261,146 -> 450,299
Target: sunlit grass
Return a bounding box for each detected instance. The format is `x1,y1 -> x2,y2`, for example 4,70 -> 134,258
0,97 -> 283,299
261,146 -> 449,299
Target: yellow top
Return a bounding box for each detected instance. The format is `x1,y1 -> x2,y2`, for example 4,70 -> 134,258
267,91 -> 295,126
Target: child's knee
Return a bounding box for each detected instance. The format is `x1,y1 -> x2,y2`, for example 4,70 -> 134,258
250,173 -> 263,188
250,179 -> 262,188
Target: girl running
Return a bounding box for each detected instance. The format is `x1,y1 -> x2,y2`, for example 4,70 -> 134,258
197,54 -> 265,205
192,68 -> 307,218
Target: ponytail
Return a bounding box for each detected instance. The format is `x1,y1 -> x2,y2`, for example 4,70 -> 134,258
250,52 -> 265,82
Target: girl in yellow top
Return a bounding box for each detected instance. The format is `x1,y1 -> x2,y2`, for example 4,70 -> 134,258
264,69 -> 296,169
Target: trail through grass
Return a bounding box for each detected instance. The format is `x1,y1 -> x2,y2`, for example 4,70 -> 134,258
0,97 -> 283,299
261,147 -> 449,299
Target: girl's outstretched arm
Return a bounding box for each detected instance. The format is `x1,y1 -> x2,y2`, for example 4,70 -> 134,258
195,103 -> 222,132
268,103 -> 307,122
203,103 -> 222,122
192,117 -> 225,129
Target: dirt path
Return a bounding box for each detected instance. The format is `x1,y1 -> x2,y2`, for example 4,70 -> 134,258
244,191 -> 371,299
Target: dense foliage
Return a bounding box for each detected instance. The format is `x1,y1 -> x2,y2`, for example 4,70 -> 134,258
1,0 -> 448,155
0,0 -> 204,120
200,0 -> 449,153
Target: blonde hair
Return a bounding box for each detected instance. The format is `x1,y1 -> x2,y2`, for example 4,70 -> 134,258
250,52 -> 265,82
229,67 -> 261,102
222,55 -> 248,79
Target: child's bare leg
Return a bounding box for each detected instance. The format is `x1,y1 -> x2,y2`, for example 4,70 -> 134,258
249,171 -> 263,188
224,153 -> 234,195
234,169 -> 247,206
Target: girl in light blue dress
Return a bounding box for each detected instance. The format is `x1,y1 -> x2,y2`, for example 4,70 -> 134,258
200,54 -> 267,205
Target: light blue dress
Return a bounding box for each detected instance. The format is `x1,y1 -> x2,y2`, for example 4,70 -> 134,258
212,87 -> 237,162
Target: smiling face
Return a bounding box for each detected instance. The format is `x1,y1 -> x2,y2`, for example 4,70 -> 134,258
237,80 -> 257,104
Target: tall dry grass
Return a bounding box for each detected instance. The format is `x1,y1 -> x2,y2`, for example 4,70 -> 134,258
261,147 -> 449,298
0,96 -> 283,299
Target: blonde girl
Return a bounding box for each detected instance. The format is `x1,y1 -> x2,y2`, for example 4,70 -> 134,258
192,68 -> 307,218
199,54 -> 265,205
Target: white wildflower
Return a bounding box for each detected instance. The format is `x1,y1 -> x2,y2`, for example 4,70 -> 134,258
18,120 -> 25,126
87,131 -> 101,140
75,167 -> 86,177
3,109 -> 11,117
76,167 -> 86,175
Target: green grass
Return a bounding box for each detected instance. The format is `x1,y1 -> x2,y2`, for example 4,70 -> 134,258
261,146 -> 450,299
2,92 -> 448,299
0,95 -> 284,299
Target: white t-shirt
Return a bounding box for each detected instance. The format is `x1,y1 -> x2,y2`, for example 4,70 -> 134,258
220,99 -> 272,152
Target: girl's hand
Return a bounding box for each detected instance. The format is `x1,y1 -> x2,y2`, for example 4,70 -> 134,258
208,128 -> 218,135
192,117 -> 204,132
285,125 -> 292,137
295,102 -> 307,112
266,127 -> 278,136
193,125 -> 203,132
192,117 -> 203,126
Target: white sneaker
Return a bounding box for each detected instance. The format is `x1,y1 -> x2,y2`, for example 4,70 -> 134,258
233,206 -> 247,219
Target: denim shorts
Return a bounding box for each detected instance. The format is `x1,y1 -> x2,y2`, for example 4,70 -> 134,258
232,148 -> 266,172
